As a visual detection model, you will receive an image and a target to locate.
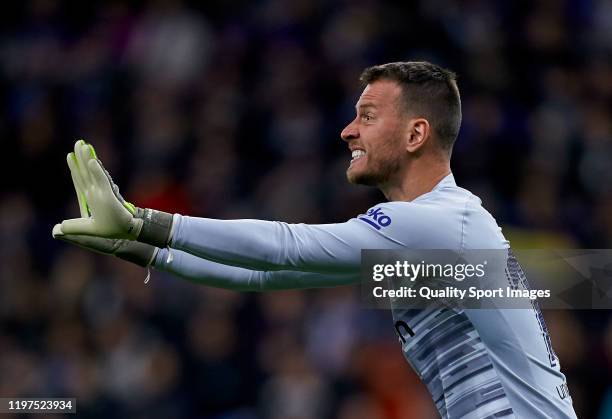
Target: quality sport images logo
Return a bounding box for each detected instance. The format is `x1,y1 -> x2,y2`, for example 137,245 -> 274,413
358,207 -> 392,230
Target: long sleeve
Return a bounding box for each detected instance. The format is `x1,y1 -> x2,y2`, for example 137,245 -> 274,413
153,248 -> 359,291
169,202 -> 418,273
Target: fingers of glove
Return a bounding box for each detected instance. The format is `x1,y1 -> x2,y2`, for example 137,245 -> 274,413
60,217 -> 98,235
74,140 -> 94,186
74,140 -> 89,189
76,141 -> 132,213
77,139 -> 96,163
67,152 -> 87,192
67,153 -> 90,217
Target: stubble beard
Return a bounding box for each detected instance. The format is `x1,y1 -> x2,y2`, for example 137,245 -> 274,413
346,151 -> 403,187
347,128 -> 405,186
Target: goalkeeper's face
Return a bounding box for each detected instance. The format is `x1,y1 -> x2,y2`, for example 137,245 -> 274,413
341,80 -> 408,186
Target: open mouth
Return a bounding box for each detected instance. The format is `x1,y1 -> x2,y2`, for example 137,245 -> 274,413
351,149 -> 366,164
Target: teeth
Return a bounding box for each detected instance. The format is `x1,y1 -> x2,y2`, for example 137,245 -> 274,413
351,150 -> 366,160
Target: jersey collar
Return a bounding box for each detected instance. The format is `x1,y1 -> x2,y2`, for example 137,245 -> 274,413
432,173 -> 456,192
409,173 -> 456,203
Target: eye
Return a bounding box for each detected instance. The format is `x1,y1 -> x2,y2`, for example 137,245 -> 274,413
361,113 -> 374,122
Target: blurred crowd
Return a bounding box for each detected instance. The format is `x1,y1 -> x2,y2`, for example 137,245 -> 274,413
1,0 -> 612,418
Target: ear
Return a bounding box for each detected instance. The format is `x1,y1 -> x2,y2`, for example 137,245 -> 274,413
406,118 -> 430,153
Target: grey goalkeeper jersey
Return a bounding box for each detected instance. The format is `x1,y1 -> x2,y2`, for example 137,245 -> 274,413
154,174 -> 577,419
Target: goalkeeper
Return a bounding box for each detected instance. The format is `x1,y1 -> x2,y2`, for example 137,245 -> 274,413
53,62 -> 577,419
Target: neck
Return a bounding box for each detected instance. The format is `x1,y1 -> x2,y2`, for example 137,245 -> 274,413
379,156 -> 451,201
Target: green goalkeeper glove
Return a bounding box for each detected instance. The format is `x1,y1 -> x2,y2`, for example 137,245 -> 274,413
52,141 -> 159,267
57,140 -> 174,248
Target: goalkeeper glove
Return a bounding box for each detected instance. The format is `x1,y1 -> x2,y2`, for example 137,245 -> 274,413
52,141 -> 158,267
57,140 -> 174,248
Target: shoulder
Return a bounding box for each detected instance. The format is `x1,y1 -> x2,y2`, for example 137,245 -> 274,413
355,185 -> 488,248
355,199 -> 462,246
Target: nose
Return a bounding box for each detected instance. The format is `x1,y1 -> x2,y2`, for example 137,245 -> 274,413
341,118 -> 359,142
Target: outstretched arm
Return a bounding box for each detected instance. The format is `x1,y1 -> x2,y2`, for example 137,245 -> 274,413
168,205 -> 408,273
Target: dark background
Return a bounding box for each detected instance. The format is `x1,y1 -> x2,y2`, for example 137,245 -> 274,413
1,0 -> 611,418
